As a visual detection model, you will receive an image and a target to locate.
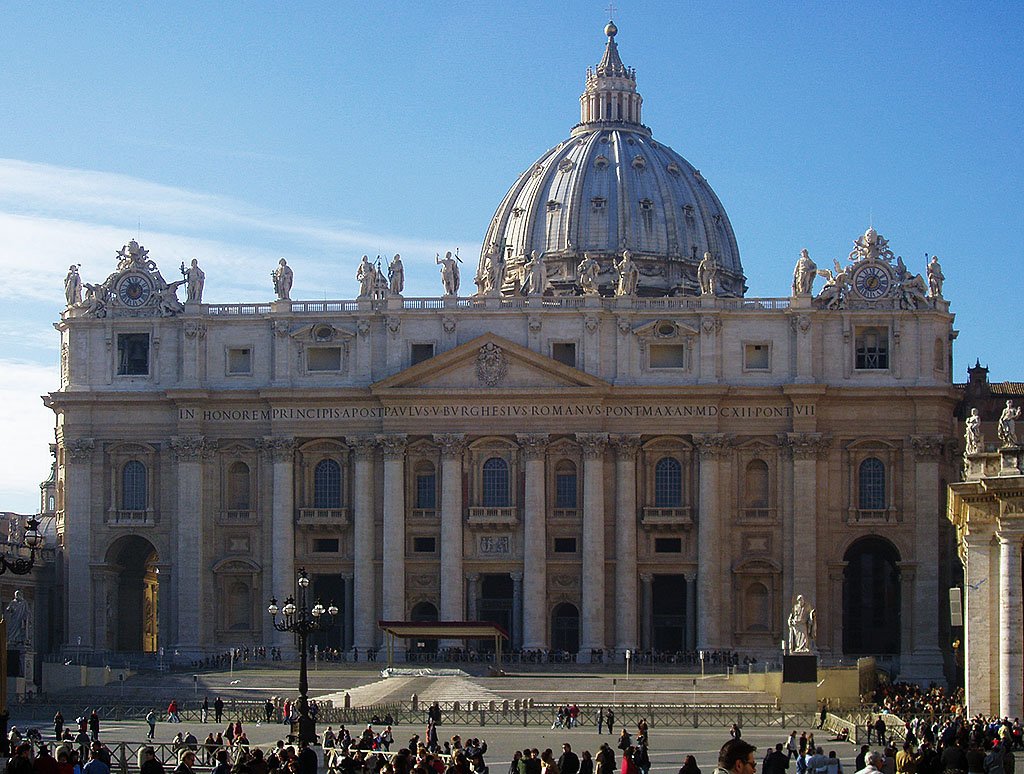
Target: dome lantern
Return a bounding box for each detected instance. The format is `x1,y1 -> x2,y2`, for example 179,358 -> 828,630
580,19 -> 642,127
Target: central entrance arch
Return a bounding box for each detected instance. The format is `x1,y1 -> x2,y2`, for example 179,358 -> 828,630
843,536 -> 901,655
107,535 -> 159,652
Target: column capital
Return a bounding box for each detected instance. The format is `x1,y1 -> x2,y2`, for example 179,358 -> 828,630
610,434 -> 643,458
171,435 -> 218,462
259,435 -> 296,463
639,572 -> 654,584
434,433 -> 467,458
996,529 -> 1024,548
785,432 -> 831,459
377,434 -> 408,460
65,438 -> 95,463
682,571 -> 697,583
911,435 -> 949,461
693,433 -> 731,458
347,435 -> 377,459
576,433 -> 609,459
517,433 -> 549,460
466,573 -> 481,583
510,571 -> 524,583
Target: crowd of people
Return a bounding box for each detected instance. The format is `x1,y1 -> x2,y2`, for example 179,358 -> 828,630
870,683 -> 964,718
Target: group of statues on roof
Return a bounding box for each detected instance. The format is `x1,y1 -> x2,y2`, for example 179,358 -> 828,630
965,401 -> 1022,462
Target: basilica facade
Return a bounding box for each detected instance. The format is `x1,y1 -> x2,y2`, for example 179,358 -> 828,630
47,22 -> 959,684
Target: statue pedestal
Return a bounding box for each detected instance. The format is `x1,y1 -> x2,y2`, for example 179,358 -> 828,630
270,300 -> 291,314
782,653 -> 817,683
999,445 -> 1024,475
789,295 -> 812,309
387,296 -> 404,310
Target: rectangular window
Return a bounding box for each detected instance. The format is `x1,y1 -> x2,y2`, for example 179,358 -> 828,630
553,537 -> 577,553
116,333 -> 150,376
227,348 -> 252,375
313,538 -> 339,553
649,344 -> 687,369
744,343 -> 770,371
855,327 -> 889,370
552,342 -> 576,368
415,473 -> 437,509
555,473 -> 578,509
413,537 -> 437,553
411,343 -> 435,366
654,537 -> 683,553
307,346 -> 342,372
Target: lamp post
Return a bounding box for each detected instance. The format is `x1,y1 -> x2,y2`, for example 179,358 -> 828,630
268,568 -> 337,745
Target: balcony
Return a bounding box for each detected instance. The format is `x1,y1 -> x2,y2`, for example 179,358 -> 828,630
296,508 -> 351,530
738,507 -> 778,524
217,509 -> 257,525
467,506 -> 519,530
641,507 -> 693,530
846,508 -> 900,524
105,509 -> 157,526
552,508 -> 581,521
410,508 -> 438,520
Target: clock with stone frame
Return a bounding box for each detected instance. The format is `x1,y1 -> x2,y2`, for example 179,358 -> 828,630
852,263 -> 891,301
117,274 -> 153,308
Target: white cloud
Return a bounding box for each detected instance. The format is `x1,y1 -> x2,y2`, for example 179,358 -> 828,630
0,359 -> 57,514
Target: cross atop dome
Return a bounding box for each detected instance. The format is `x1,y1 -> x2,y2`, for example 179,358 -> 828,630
580,19 -> 642,126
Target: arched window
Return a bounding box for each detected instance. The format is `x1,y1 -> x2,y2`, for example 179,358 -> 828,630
858,457 -> 886,510
314,459 -> 342,509
654,457 -> 682,508
744,460 -> 770,509
554,460 -> 578,509
227,461 -> 251,511
482,457 -> 510,507
122,460 -> 147,511
414,461 -> 437,510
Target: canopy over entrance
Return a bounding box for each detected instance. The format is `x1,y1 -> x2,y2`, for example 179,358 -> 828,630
378,621 -> 509,669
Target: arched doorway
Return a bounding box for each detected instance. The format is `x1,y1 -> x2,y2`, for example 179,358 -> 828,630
551,603 -> 580,653
843,536 -> 901,655
409,601 -> 439,655
310,575 -> 346,652
108,536 -> 159,652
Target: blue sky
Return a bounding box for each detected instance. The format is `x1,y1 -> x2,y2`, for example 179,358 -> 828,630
0,1 -> 1021,512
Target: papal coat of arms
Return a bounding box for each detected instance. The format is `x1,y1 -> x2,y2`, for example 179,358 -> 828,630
475,342 -> 508,386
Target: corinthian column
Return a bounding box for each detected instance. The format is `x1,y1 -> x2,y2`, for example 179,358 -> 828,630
785,433 -> 830,610
63,438 -> 95,649
577,433 -> 608,658
349,436 -> 377,651
172,435 -> 216,652
261,436 -> 296,651
999,530 -> 1024,718
518,433 -> 548,650
612,435 -> 641,655
435,434 -> 467,626
379,435 -> 408,628
694,434 -> 729,649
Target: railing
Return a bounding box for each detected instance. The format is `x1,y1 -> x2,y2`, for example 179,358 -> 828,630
217,509 -> 256,524
105,509 -> 157,526
551,508 -> 581,520
739,507 -> 777,523
207,303 -> 273,316
289,301 -> 361,313
296,508 -> 351,527
466,506 -> 519,527
409,508 -> 438,519
640,507 -> 693,529
846,508 -> 899,524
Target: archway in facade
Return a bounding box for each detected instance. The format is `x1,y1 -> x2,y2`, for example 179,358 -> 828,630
409,601 -> 439,654
843,536 -> 901,655
478,574 -> 514,651
653,574 -> 687,652
551,603 -> 580,653
310,575 -> 346,652
108,535 -> 159,652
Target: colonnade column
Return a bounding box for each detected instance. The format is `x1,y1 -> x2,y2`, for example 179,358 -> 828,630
578,433 -> 608,658
511,571 -> 524,650
786,433 -> 830,610
612,435 -> 641,656
684,572 -> 697,651
63,438 -> 95,649
694,434 -> 729,648
262,436 -> 296,652
640,573 -> 654,650
350,436 -> 377,652
380,435 -> 408,633
964,529 -> 995,715
172,435 -> 215,653
518,434 -> 548,650
435,434 -> 467,629
999,530 -> 1024,718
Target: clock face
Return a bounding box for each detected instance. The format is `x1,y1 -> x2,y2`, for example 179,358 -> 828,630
854,264 -> 891,300
117,274 -> 153,307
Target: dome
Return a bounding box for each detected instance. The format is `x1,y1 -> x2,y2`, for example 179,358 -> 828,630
478,22 -> 744,297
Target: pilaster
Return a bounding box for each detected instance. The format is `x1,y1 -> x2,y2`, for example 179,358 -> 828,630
694,433 -> 729,648
379,434 -> 408,634
785,433 -> 830,609
577,433 -> 608,656
349,436 -> 377,650
518,433 -> 549,649
611,434 -> 641,653
435,434 -> 467,630
63,438 -> 95,649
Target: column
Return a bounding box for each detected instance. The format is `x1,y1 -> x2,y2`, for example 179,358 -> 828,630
694,434 -> 728,648
261,436 -> 296,652
92,567 -> 118,651
578,433 -> 608,657
518,433 -> 548,650
684,573 -> 697,651
905,435 -> 946,681
786,433 -> 830,609
172,435 -> 215,653
827,563 -> 847,658
379,435 -> 408,627
63,438 -> 95,649
964,530 -> 995,715
343,573 -> 355,652
612,436 -> 641,654
350,436 -> 377,651
467,574 -> 481,620
435,434 -> 467,626
640,573 -> 654,650
999,531 -> 1024,718
511,571 -> 524,650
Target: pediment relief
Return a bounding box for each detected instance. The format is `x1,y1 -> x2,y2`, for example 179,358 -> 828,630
632,319 -> 699,340
288,323 -> 355,343
212,557 -> 261,574
372,333 -> 608,392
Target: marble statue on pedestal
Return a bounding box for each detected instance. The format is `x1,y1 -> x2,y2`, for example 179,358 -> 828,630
998,400 -> 1021,447
436,251 -> 461,295
965,408 -> 983,457
524,251 -> 548,295
787,594 -> 816,653
356,255 -> 376,298
816,260 -> 850,310
615,250 -> 639,296
476,243 -> 501,296
577,253 -> 601,295
182,259 -> 205,304
792,249 -> 817,296
4,590 -> 29,647
927,255 -> 945,299
272,258 -> 293,300
698,251 -> 718,295
387,254 -> 404,296
64,265 -> 82,307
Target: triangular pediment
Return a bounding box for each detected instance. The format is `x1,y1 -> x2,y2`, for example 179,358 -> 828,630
371,333 -> 609,392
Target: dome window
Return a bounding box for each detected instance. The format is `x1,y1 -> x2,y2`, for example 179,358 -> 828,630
639,199 -> 654,211
632,155 -> 646,170
594,155 -> 609,169
683,204 -> 695,221
313,324 -> 336,342
558,158 -> 575,173
546,200 -> 561,212
532,164 -> 545,177
591,197 -> 607,211
627,138 -> 635,145
656,321 -> 678,338
511,207 -> 524,219
667,162 -> 681,175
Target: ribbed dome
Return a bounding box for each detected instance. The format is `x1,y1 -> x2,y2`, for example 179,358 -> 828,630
478,23 -> 744,297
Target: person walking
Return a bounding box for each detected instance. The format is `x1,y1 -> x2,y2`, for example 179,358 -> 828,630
167,700 -> 180,723
145,710 -> 156,741
88,712 -> 100,743
214,698 -> 224,724
53,713 -> 64,742
201,698 -> 209,725
606,710 -> 615,736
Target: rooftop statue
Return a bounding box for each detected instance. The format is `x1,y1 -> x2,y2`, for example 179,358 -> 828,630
356,255 -> 376,299
523,251 -> 548,295
815,260 -> 850,310
998,400 -> 1022,447
614,250 -> 639,296
182,258 -> 205,304
64,265 -> 83,307
900,273 -> 929,310
697,251 -> 718,295
387,254 -> 405,296
476,243 -> 501,296
964,407 -> 983,458
792,249 -> 816,296
850,226 -> 895,264
927,255 -> 945,299
272,258 -> 293,301
436,250 -> 461,296
577,253 -> 601,295
787,594 -> 816,654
